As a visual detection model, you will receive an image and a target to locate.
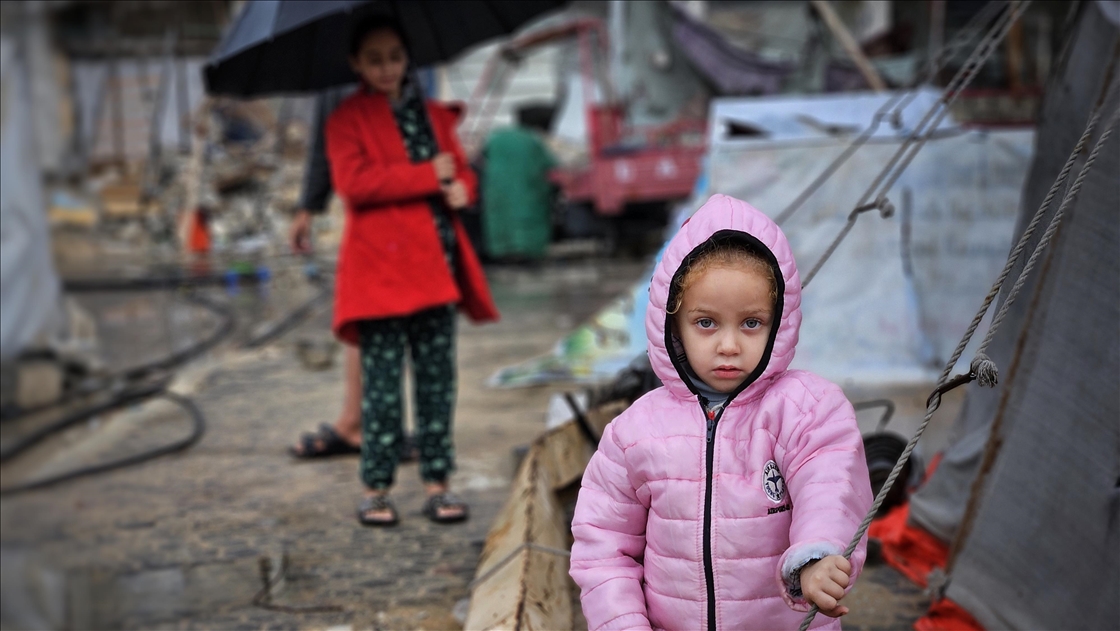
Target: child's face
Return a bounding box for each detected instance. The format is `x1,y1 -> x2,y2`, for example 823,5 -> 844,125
350,29 -> 408,97
676,264 -> 774,394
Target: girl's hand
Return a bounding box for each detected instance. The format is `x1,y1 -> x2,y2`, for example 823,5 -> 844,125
433,152 -> 456,183
800,555 -> 851,618
289,209 -> 313,253
442,179 -> 469,210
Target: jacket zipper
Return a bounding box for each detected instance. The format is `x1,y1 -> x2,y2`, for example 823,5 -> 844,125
702,402 -> 725,631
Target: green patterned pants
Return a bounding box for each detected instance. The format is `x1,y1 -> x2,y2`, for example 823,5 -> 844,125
358,306 -> 457,490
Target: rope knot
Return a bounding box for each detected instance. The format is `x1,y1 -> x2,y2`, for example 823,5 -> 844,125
970,353 -> 999,387
876,196 -> 895,218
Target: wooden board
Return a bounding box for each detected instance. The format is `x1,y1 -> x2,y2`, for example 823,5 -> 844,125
464,400 -> 627,630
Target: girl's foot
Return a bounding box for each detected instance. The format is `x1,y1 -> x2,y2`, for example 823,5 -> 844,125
289,422 -> 360,458
423,484 -> 469,523
357,492 -> 399,526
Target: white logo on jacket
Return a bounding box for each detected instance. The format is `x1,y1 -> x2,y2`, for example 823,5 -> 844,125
763,460 -> 786,503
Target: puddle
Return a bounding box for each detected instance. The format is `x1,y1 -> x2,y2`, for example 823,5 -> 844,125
0,545 -> 274,629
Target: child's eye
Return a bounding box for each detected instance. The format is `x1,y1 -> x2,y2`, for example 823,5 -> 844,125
743,318 -> 762,330
696,318 -> 715,329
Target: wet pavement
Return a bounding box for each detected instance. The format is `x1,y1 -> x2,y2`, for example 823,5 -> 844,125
1,255 -> 944,630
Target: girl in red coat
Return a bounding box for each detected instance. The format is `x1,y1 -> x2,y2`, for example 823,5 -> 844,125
325,16 -> 498,526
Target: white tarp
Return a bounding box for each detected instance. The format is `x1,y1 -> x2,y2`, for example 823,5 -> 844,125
707,90 -> 1033,386
0,36 -> 61,359
70,57 -> 208,162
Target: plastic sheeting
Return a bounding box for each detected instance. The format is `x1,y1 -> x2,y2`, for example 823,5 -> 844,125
706,93 -> 1033,385
0,37 -> 60,360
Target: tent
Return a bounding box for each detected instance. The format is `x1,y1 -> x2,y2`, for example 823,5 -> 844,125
876,2 -> 1120,629
0,35 -> 61,361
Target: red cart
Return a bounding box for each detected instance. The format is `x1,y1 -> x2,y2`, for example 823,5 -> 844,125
462,18 -> 706,217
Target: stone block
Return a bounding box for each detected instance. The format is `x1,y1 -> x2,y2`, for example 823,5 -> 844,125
15,358 -> 64,409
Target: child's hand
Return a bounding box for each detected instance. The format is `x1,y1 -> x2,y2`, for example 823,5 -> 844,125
799,555 -> 851,618
442,179 -> 469,209
289,209 -> 313,253
433,153 -> 456,183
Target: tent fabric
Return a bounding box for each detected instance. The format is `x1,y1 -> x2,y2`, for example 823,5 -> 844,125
904,3 -> 1120,629
668,1 -> 794,96
909,2 -> 1120,544
0,37 -> 61,360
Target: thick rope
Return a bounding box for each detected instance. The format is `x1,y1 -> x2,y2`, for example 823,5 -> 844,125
798,66 -> 1119,631
971,83 -> 1120,384
775,0 -> 1007,227
801,1 -> 1029,288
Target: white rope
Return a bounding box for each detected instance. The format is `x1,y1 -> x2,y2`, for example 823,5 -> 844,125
797,72 -> 1120,631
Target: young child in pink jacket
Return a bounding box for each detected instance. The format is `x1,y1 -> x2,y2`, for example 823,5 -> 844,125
570,194 -> 873,630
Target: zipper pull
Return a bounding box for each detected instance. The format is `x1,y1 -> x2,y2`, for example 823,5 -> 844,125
706,409 -> 716,443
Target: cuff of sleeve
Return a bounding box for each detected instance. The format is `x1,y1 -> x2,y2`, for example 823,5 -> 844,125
595,611 -> 653,631
777,540 -> 844,610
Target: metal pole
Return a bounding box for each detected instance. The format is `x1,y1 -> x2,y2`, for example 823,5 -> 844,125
176,46 -> 190,154
109,55 -> 125,167
929,0 -> 946,84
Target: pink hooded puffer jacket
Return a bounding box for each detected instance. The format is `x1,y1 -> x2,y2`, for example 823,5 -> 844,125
570,194 -> 873,631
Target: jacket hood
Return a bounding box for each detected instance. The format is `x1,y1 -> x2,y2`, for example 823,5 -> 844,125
645,194 -> 803,405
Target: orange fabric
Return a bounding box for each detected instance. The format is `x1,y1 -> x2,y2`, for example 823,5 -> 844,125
868,452 -> 947,587
915,598 -> 985,631
187,209 -> 211,253
866,454 -> 985,631
868,502 -> 948,587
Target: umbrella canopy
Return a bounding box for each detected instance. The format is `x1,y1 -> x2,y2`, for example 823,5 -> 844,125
204,0 -> 567,97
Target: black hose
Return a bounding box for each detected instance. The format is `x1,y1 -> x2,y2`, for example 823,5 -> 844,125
0,377 -> 171,463
0,260 -> 328,493
60,254 -> 325,293
64,272 -> 261,292
0,292 -> 235,421
3,261 -> 327,422
120,292 -> 237,380
0,391 -> 205,496
241,277 -> 332,349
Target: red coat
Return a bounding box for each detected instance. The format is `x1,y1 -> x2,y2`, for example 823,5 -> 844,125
325,89 -> 499,345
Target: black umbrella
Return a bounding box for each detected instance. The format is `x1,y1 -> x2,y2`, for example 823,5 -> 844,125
204,0 -> 567,97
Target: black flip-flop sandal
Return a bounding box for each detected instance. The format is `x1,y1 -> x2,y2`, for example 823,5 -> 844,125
289,423 -> 360,459
423,492 -> 469,524
357,495 -> 399,526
